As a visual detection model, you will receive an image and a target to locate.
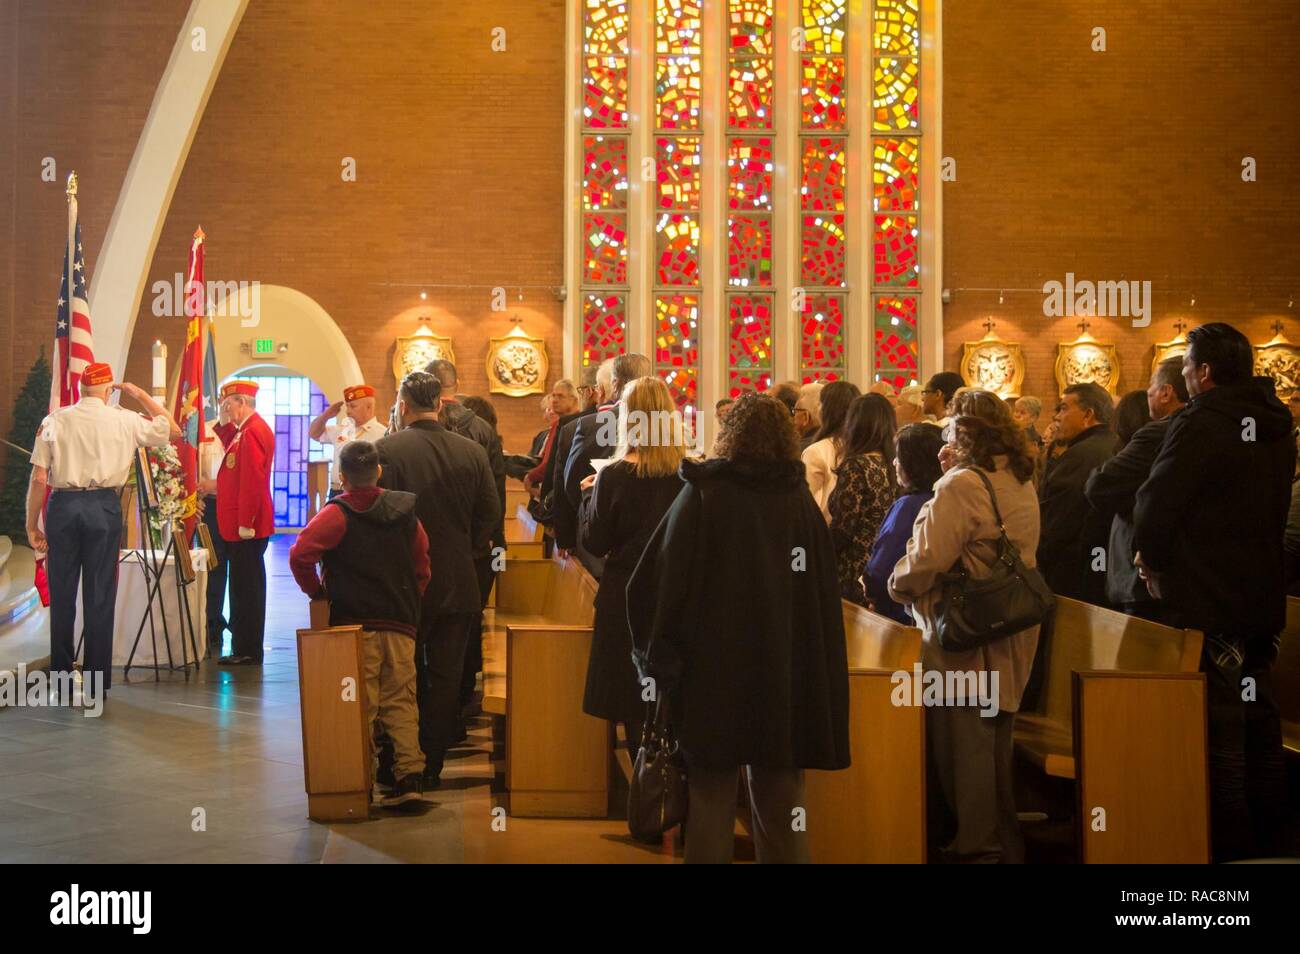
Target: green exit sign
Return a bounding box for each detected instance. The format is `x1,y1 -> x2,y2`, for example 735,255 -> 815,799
253,338 -> 275,356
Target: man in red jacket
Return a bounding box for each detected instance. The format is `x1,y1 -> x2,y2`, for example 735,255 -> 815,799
208,380 -> 275,665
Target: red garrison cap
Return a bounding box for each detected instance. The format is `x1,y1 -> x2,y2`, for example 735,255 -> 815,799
220,380 -> 259,400
82,362 -> 113,386
343,384 -> 375,402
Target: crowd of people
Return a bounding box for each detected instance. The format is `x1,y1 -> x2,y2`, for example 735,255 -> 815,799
40,320 -> 1292,862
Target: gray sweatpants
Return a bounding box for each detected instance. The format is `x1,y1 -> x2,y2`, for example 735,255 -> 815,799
685,763 -> 810,864
927,705 -> 1023,863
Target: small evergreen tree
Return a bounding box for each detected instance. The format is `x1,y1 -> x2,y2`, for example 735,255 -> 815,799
0,351 -> 51,544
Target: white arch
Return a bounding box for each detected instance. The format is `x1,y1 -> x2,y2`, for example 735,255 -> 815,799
91,0 -> 251,377
209,284 -> 362,401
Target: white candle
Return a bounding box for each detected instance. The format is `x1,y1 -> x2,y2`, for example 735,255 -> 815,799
151,340 -> 166,395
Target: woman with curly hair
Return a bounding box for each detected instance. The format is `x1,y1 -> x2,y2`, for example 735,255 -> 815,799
888,389 -> 1041,864
627,392 -> 850,863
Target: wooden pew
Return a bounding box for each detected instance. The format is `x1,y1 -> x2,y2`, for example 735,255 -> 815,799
482,552 -> 607,817
803,601 -> 926,863
505,503 -> 545,560
296,623 -> 370,822
1015,597 -> 1209,863
1275,596 -> 1300,756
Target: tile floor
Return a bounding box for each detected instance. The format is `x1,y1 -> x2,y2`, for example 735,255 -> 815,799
0,536 -> 677,864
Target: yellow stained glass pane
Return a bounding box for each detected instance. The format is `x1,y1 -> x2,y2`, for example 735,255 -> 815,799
729,0 -> 774,57
801,0 -> 847,55
656,0 -> 702,55
656,136 -> 701,210
657,57 -> 702,130
873,0 -> 920,57
872,136 -> 919,212
873,57 -> 920,131
801,56 -> 846,130
584,0 -> 629,57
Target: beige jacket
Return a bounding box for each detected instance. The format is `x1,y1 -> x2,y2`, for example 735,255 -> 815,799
887,459 -> 1042,713
801,437 -> 839,523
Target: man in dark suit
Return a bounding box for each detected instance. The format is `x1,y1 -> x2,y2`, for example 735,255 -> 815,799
376,371 -> 501,787
1083,358 -> 1187,620
549,360 -> 608,555
1036,381 -> 1117,604
561,353 -> 653,575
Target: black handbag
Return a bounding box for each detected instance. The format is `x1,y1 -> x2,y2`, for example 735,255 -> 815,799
627,696 -> 688,842
933,468 -> 1055,653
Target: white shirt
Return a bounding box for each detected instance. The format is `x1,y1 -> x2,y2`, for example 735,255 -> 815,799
31,396 -> 172,489
322,416 -> 389,489
199,420 -> 225,482
801,437 -> 840,524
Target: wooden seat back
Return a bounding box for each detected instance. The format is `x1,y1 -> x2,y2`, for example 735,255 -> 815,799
805,601 -> 925,863
1275,596 -> 1300,754
1034,597 -> 1203,730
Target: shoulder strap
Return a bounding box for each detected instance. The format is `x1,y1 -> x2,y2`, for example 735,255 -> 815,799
968,467 -> 1006,532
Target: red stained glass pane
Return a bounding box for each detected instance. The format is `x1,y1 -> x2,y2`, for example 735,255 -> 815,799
656,58 -> 701,130
874,214 -> 919,287
583,135 -> 628,210
801,57 -> 846,130
801,213 -> 846,287
873,294 -> 919,381
727,137 -> 773,211
727,57 -> 774,129
801,137 -> 846,212
655,213 -> 700,285
583,293 -> 627,367
584,0 -> 629,56
656,136 -> 701,210
729,0 -> 774,57
800,294 -> 845,372
728,294 -> 773,397
728,215 -> 772,287
873,136 -> 919,213
584,57 -> 628,129
655,293 -> 700,412
583,212 -> 628,284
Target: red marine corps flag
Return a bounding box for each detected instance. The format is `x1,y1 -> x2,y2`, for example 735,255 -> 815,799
171,227 -> 207,543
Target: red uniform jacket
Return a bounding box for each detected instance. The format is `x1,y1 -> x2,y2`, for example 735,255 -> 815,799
214,414 -> 275,541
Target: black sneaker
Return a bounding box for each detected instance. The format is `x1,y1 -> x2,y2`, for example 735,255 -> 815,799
377,774 -> 423,808
421,766 -> 443,790
375,764 -> 397,790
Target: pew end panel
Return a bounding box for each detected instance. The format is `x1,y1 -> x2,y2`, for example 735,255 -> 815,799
1276,596 -> 1300,756
295,625 -> 370,823
805,603 -> 926,863
504,622 -> 609,818
1074,670 -> 1210,864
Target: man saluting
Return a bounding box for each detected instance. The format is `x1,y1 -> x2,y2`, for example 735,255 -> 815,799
201,380 -> 274,666
25,362 -> 180,700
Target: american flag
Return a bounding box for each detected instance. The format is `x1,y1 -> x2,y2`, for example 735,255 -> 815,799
51,184 -> 94,412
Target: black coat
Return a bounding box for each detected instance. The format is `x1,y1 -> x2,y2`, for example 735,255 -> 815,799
1037,424 -> 1117,604
563,404 -> 619,575
626,457 -> 850,771
441,399 -> 507,551
549,406 -> 598,550
1134,379 -> 1296,637
578,460 -> 684,723
376,420 -> 501,616
1084,412 -> 1178,609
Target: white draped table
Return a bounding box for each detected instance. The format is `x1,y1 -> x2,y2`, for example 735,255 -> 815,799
99,548 -> 209,669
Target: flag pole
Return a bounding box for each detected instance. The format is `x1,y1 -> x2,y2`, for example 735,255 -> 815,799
65,171 -> 77,406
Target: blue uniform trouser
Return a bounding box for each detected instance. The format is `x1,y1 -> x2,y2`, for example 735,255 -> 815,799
46,488 -> 121,692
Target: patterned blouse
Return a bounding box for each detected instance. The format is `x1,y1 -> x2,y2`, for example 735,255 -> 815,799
828,452 -> 897,604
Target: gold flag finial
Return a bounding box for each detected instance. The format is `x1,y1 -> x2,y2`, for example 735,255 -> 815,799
194,226 -> 206,242
65,171 -> 78,198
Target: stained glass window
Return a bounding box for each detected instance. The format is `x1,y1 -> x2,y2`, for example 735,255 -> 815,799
655,0 -> 702,414
871,1 -> 923,384
728,1 -> 775,391
800,56 -> 846,130
728,294 -> 773,396
801,213 -> 846,287
232,374 -> 327,528
799,294 -> 846,381
583,293 -> 626,368
581,1 -> 630,367
801,137 -> 846,212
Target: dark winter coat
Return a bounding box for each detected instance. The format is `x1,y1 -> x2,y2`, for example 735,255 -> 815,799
578,460 -> 684,724
1037,424 -> 1118,604
626,457 -> 851,771
1134,379 -> 1296,637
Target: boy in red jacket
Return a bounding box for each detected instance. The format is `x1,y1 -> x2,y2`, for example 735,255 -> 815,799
289,441 -> 431,808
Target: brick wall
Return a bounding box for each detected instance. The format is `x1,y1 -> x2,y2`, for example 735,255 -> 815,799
941,0 -> 1300,405
122,0 -> 567,455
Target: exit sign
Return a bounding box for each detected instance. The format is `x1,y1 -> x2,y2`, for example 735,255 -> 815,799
253,338 -> 275,356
